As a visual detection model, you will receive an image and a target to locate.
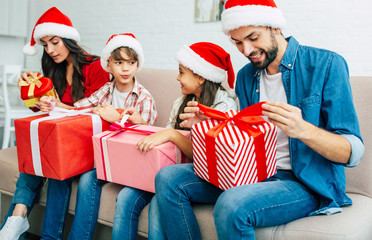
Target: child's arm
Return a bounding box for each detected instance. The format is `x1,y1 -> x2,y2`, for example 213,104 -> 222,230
137,129 -> 193,159
92,104 -> 121,123
123,107 -> 148,125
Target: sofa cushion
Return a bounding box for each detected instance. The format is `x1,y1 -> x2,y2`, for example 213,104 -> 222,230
255,194 -> 372,240
345,77 -> 372,198
0,147 -> 19,195
136,68 -> 180,128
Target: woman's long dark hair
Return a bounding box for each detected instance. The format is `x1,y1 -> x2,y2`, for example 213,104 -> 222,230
174,79 -> 225,130
41,38 -> 100,102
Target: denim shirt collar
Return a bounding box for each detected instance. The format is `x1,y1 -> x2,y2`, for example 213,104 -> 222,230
280,36 -> 299,71
253,36 -> 299,77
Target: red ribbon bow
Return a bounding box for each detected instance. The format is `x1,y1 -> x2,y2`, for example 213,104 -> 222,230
196,102 -> 269,187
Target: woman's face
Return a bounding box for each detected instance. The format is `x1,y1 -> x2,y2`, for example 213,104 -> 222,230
177,64 -> 205,98
40,36 -> 71,64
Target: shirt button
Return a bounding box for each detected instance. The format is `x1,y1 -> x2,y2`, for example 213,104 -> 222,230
288,64 -> 292,67
257,72 -> 261,75
256,89 -> 259,92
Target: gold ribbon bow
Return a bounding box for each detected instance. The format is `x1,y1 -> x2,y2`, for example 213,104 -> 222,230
19,75 -> 43,98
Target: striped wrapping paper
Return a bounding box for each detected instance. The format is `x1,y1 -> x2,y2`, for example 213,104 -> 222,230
191,103 -> 277,190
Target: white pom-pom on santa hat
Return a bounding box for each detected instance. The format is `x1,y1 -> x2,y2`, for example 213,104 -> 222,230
175,42 -> 235,89
100,33 -> 145,72
23,7 -> 80,56
23,43 -> 38,56
221,0 -> 287,35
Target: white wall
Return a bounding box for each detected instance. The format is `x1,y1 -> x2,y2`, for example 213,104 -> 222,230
23,0 -> 372,76
0,36 -> 26,66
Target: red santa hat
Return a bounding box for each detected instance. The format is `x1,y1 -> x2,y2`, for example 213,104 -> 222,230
23,7 -> 80,56
175,42 -> 235,89
221,0 -> 287,35
100,33 -> 144,72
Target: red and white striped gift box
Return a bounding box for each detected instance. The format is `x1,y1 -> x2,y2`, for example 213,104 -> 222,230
192,102 -> 277,190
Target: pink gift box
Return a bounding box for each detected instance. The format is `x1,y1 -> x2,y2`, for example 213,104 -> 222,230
93,125 -> 190,192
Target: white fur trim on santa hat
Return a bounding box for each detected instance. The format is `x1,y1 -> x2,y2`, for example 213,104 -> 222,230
23,43 -> 38,56
175,45 -> 226,84
101,35 -> 144,72
33,22 -> 80,44
221,5 -> 286,35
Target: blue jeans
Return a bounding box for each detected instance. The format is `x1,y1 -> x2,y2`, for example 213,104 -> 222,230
151,163 -> 320,240
0,173 -> 43,229
68,169 -> 105,240
112,187 -> 154,240
42,177 -> 74,240
42,169 -> 105,240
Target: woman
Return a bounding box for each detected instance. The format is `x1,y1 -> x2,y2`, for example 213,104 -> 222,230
0,7 -> 109,240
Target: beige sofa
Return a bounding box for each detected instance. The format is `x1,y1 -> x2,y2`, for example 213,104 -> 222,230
0,68 -> 371,240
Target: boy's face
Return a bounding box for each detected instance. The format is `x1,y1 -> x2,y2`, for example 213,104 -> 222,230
229,26 -> 279,70
107,49 -> 138,87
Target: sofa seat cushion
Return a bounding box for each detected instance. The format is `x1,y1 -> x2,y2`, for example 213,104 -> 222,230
254,193 -> 372,240
0,147 -> 19,195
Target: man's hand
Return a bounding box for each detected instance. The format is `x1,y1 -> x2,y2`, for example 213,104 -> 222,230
179,101 -> 208,128
262,101 -> 313,140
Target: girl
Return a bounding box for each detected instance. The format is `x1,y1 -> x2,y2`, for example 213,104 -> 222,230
42,33 -> 157,240
112,42 -> 238,240
0,7 -> 109,240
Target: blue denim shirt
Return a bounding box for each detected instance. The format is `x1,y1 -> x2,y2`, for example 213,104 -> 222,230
235,36 -> 364,215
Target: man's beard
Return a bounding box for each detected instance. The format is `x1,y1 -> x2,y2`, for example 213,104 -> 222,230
248,32 -> 278,70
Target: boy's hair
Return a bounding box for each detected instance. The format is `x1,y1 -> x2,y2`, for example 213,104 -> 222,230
111,47 -> 139,62
109,47 -> 139,81
174,76 -> 225,130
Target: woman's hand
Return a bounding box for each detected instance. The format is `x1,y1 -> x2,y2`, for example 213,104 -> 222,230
37,96 -> 56,112
92,104 -> 120,123
17,71 -> 39,90
137,129 -> 175,153
123,107 -> 146,125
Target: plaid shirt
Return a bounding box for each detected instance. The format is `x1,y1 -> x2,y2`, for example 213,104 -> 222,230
74,78 -> 157,125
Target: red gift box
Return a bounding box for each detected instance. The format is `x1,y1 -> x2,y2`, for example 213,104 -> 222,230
19,73 -> 57,107
192,102 -> 277,190
15,108 -> 111,180
93,124 -> 191,192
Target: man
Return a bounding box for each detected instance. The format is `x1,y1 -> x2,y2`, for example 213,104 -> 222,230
150,0 -> 364,239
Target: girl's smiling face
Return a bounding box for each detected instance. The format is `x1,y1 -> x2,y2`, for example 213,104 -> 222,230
177,64 -> 205,98
40,36 -> 71,64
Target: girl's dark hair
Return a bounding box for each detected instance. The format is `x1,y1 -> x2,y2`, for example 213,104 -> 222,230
174,78 -> 225,130
41,38 -> 100,102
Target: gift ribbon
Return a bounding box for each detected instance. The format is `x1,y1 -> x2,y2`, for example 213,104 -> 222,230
196,102 -> 269,187
102,122 -> 190,184
30,107 -> 102,177
99,123 -> 157,181
18,75 -> 43,99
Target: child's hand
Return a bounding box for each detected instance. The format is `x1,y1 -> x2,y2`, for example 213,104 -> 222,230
123,107 -> 147,125
137,129 -> 175,153
92,104 -> 120,123
37,96 -> 56,112
179,101 -> 208,128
